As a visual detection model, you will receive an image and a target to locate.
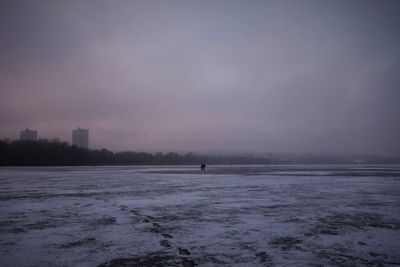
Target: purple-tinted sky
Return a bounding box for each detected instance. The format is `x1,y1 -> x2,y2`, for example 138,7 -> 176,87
1,0 -> 399,155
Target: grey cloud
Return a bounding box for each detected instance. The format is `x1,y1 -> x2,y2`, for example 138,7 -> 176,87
1,0 -> 399,155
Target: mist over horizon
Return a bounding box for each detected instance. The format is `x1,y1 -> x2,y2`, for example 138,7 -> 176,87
1,0 -> 400,156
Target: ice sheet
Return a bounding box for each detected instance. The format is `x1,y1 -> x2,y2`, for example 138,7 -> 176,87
0,165 -> 399,266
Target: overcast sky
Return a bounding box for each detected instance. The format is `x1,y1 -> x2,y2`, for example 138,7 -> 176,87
1,0 -> 399,155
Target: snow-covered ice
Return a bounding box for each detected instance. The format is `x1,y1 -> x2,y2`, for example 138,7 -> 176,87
0,165 -> 399,266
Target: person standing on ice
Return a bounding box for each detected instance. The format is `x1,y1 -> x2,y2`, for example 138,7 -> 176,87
201,163 -> 206,171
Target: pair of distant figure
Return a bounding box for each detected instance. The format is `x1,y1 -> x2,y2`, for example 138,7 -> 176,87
200,163 -> 206,171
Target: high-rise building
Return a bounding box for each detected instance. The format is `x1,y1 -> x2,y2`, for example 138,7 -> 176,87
72,128 -> 89,149
20,128 -> 38,141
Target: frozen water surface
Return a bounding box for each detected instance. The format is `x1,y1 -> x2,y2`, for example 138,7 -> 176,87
0,165 -> 399,266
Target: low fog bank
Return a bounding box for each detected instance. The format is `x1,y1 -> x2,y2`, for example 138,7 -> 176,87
1,139 -> 399,166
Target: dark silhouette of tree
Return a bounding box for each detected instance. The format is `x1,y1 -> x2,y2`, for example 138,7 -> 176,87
0,139 -> 397,166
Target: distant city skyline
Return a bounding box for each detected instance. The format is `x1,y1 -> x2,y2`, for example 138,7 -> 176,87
20,128 -> 37,141
1,1 -> 400,156
18,127 -> 90,149
72,127 -> 89,149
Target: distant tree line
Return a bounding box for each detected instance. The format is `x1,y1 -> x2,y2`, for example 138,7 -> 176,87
0,139 -> 270,166
0,139 -> 398,166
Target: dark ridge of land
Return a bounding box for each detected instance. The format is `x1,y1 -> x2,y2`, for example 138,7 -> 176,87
0,139 -> 399,166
